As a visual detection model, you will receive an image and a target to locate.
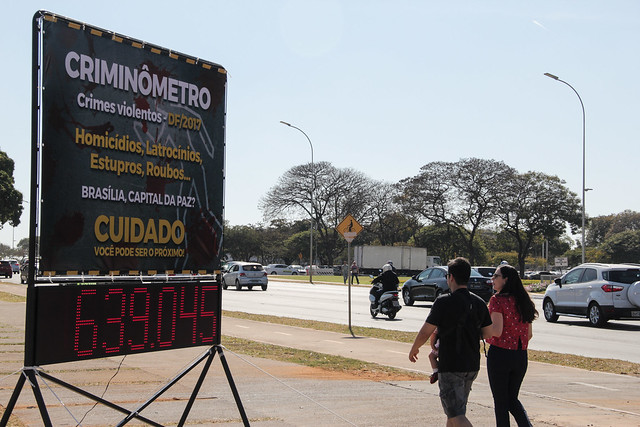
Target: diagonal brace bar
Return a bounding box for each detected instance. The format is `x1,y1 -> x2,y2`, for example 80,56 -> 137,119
37,371 -> 161,426
116,347 -> 214,426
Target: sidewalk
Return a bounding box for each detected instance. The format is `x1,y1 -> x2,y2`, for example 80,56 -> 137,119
1,282 -> 640,426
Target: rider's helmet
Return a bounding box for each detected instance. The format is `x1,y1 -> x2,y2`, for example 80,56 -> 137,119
382,263 -> 392,272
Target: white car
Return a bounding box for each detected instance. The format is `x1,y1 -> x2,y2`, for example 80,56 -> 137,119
264,264 -> 289,274
543,263 -> 640,327
222,262 -> 268,291
264,264 -> 305,275
472,266 -> 496,278
286,265 -> 306,275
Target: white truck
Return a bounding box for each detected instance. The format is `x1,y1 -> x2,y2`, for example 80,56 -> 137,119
353,245 -> 441,276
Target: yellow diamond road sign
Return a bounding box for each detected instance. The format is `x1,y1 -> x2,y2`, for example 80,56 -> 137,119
337,214 -> 363,242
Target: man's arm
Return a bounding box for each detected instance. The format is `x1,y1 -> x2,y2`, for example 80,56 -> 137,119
409,322 -> 436,363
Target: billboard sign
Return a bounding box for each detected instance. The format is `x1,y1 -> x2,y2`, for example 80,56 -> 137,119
39,13 -> 226,276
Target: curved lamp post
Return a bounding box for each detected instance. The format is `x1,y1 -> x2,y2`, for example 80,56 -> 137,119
544,72 -> 586,264
280,121 -> 314,283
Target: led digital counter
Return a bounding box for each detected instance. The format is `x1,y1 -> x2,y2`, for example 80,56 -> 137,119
33,281 -> 220,365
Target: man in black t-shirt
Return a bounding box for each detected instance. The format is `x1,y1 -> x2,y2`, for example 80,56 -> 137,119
409,257 -> 492,426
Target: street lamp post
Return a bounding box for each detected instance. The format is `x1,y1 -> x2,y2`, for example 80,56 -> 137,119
280,121 -> 314,283
544,73 -> 587,264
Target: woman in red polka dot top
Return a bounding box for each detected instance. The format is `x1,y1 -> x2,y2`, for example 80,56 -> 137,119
486,264 -> 538,427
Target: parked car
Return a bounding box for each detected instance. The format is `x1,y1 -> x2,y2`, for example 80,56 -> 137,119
263,264 -> 306,275
264,264 -> 290,275
222,262 -> 268,291
473,266 -> 496,278
527,271 -> 560,280
277,264 -> 305,275
543,263 -> 640,327
0,261 -> 12,278
401,266 -> 494,305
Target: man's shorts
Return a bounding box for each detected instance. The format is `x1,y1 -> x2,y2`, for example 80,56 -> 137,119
438,371 -> 478,418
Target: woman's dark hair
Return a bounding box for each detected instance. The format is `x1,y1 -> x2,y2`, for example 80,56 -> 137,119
497,265 -> 538,323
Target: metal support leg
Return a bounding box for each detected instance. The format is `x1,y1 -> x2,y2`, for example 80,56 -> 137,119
26,369 -> 52,426
0,372 -> 26,426
177,348 -> 217,426
216,346 -> 250,426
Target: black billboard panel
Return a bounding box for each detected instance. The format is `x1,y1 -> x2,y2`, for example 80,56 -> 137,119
39,13 -> 226,276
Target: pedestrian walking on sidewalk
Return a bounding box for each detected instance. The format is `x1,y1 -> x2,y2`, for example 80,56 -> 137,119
485,264 -> 538,427
409,257 -> 493,426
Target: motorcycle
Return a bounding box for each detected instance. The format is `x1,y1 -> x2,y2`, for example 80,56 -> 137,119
369,283 -> 402,319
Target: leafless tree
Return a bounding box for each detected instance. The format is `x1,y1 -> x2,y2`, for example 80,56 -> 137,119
397,158 -> 515,264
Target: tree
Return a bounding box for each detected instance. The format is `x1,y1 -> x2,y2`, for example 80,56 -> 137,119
17,238 -> 29,253
587,210 -> 640,246
497,171 -> 581,276
600,230 -> 640,263
396,158 -> 515,264
223,224 -> 264,262
412,224 -> 471,262
365,182 -> 420,245
0,150 -> 23,229
260,161 -> 373,264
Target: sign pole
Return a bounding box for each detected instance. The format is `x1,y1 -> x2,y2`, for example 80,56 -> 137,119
347,240 -> 355,338
336,214 -> 363,339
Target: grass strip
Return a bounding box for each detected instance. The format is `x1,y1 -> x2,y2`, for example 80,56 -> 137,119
221,335 -> 425,381
0,292 -> 26,303
223,310 -> 640,377
222,310 -> 417,343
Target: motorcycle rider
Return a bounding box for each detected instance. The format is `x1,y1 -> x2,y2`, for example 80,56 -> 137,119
370,263 -> 399,308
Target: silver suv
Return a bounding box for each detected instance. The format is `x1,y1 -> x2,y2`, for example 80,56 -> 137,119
543,263 -> 640,327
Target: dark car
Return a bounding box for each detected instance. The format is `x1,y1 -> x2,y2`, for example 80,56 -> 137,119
20,260 -> 39,284
473,266 -> 496,278
0,261 -> 12,278
401,266 -> 494,305
527,271 -> 560,280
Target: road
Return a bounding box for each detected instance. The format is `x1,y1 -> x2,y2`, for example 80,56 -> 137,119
2,273 -> 639,363
221,278 -> 640,364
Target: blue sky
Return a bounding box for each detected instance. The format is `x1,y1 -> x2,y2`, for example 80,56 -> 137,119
1,1 -> 639,249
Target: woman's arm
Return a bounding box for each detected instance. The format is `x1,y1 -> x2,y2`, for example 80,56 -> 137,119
484,311 -> 503,339
528,322 -> 533,340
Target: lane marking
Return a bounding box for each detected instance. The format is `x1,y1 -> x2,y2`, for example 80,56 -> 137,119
234,325 -> 250,329
571,382 -> 619,391
474,381 -> 639,417
274,332 -> 292,336
522,390 -> 640,417
386,350 -> 406,355
323,340 -> 344,345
